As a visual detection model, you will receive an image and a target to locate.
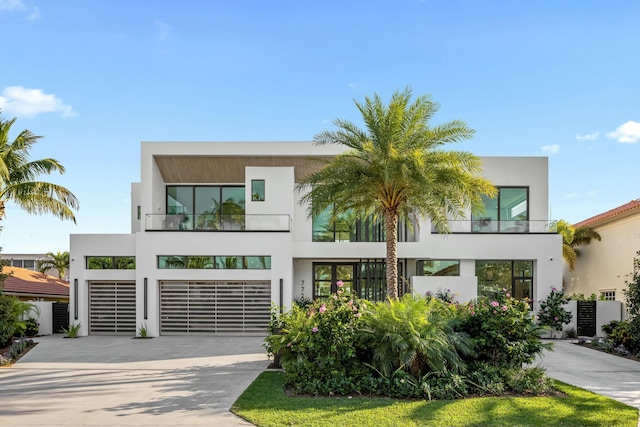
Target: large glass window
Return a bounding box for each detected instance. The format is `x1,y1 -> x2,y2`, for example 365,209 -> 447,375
417,260 -> 460,276
475,260 -> 533,300
166,185 -> 245,230
312,206 -> 409,242
472,187 -> 528,233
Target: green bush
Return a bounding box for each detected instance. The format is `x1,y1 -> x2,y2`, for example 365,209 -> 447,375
538,286 -> 573,337
23,318 -> 39,337
505,367 -> 554,394
459,289 -> 551,368
0,296 -> 17,346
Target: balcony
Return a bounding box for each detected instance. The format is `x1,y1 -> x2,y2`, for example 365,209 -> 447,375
145,214 -> 292,232
431,219 -> 558,234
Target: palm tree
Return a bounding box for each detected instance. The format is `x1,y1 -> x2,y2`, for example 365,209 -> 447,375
0,111 -> 79,221
37,251 -> 70,279
557,219 -> 601,271
297,88 -> 496,299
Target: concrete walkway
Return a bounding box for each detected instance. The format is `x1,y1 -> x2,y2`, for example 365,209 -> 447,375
538,339 -> 640,411
0,335 -> 268,426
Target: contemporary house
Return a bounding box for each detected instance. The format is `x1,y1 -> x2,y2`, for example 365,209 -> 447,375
563,199 -> 640,303
69,141 -> 562,337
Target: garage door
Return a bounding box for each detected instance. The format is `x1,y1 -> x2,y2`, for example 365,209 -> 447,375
89,282 -> 136,335
160,281 -> 270,335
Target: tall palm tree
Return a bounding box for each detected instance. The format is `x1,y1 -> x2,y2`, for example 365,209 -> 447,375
37,251 -> 70,279
0,111 -> 79,222
298,88 -> 496,299
557,219 -> 601,271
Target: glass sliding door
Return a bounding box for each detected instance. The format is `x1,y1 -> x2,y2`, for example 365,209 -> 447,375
195,186 -> 220,230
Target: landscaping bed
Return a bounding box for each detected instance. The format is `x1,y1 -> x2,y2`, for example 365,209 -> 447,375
0,338 -> 37,367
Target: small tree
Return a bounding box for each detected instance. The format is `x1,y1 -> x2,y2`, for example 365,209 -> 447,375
623,252 -> 640,348
538,286 -> 573,338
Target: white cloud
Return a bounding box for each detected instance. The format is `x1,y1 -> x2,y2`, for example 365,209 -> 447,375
0,0 -> 25,11
0,86 -> 75,118
541,144 -> 560,154
607,121 -> 640,144
576,132 -> 599,141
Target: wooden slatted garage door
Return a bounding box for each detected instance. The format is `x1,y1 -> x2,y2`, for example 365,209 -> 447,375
160,281 -> 270,335
89,282 -> 136,335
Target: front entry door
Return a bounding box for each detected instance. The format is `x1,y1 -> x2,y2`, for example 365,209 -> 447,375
313,263 -> 355,299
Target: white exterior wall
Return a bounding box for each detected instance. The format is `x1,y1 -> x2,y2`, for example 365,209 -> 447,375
131,183 -> 141,233
29,301 -> 53,336
71,142 -> 561,336
564,214 -> 640,304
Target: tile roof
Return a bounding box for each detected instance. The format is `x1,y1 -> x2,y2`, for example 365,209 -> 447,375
1,267 -> 69,298
574,199 -> 640,228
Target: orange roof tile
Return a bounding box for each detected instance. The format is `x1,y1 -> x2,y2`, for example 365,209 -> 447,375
574,199 -> 640,228
1,267 -> 69,298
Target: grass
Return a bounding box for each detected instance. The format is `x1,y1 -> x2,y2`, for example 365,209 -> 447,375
232,371 -> 638,427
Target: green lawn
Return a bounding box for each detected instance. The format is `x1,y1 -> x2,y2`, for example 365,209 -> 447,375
232,371 -> 638,427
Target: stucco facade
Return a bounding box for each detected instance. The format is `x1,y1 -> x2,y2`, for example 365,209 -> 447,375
69,141 -> 561,337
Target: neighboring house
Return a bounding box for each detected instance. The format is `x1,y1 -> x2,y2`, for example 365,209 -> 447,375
1,253 -> 63,279
1,266 -> 70,302
564,199 -> 640,304
69,141 -> 562,337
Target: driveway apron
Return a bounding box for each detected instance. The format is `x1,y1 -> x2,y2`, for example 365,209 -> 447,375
538,339 -> 640,421
0,335 -> 268,426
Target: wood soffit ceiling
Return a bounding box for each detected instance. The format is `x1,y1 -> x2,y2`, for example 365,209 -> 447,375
155,155 -> 335,183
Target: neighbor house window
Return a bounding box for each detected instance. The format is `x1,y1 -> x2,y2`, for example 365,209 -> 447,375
157,255 -> 271,270
475,260 -> 533,300
417,260 -> 460,276
251,180 -> 265,201
471,187 -> 529,233
86,256 -> 136,269
600,290 -> 616,301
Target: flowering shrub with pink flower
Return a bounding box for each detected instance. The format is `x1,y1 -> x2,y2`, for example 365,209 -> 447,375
459,288 -> 550,369
537,286 -> 572,337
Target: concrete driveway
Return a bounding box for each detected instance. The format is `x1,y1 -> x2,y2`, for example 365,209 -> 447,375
538,339 -> 640,411
0,335 -> 268,426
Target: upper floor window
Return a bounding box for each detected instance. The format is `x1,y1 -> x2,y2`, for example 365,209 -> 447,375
312,206 -> 410,242
251,180 -> 265,202
87,256 -> 136,270
471,187 -> 528,233
166,185 -> 245,230
417,260 -> 460,276
600,290 -> 616,301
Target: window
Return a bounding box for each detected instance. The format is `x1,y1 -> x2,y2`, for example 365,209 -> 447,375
417,260 -> 460,276
251,180 -> 265,201
137,206 -> 141,220
472,187 -> 529,233
9,259 -> 36,270
600,290 -> 616,301
312,206 -> 410,242
86,256 -> 136,269
312,260 -> 401,302
475,260 -> 533,300
166,185 -> 245,230
157,255 -> 271,270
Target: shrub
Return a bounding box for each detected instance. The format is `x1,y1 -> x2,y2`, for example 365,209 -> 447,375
24,318 -> 39,337
538,286 -> 572,337
459,289 -> 551,368
264,282 -> 368,395
505,367 -> 554,394
362,294 -> 472,378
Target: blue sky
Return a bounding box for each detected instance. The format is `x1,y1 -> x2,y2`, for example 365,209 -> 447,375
1,0 -> 639,253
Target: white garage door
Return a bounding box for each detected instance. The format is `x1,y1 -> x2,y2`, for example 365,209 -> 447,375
89,282 -> 136,335
160,281 -> 271,335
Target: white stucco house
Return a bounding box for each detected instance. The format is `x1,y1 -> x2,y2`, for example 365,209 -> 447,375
69,141 -> 562,337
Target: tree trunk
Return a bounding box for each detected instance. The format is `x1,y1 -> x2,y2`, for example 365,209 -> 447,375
384,209 -> 399,300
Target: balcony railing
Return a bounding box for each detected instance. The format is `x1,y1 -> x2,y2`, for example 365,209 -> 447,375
431,219 -> 558,234
145,214 -> 292,232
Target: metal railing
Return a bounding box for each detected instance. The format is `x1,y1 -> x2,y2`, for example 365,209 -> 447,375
145,214 -> 292,232
431,219 -> 558,234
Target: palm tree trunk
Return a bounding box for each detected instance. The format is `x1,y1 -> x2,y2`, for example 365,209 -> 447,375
384,209 -> 399,300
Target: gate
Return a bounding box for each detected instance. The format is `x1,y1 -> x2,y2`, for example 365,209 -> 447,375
576,301 -> 597,336
52,302 -> 69,334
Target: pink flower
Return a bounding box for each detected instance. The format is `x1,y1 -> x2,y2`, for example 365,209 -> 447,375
554,316 -> 559,321
347,300 -> 353,306
337,280 -> 344,287
312,326 -> 318,333
502,305 -> 508,311
337,289 -> 343,295
506,293 -> 511,298
319,304 -> 327,313
493,310 -> 498,314
470,311 -> 475,316
491,301 -> 499,307
356,313 -> 362,317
